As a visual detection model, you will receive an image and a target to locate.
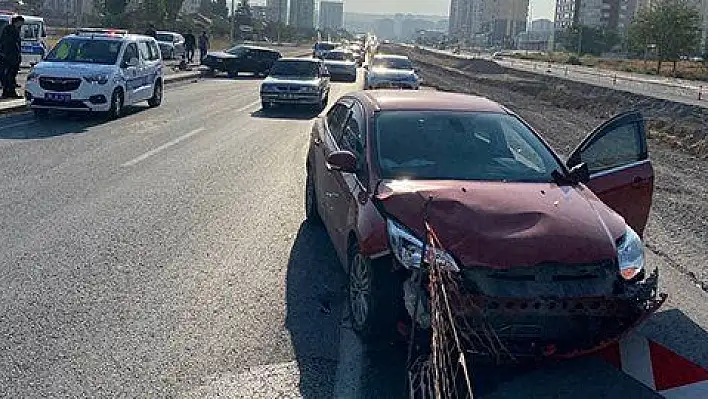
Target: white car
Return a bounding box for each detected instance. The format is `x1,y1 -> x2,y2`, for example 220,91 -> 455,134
260,58 -> 331,111
25,28 -> 164,119
322,49 -> 357,82
365,54 -> 419,90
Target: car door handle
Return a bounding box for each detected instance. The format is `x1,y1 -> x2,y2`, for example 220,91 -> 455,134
313,137 -> 322,146
325,192 -> 339,198
631,176 -> 645,188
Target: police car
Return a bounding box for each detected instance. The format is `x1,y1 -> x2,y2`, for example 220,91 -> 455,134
25,28 -> 163,118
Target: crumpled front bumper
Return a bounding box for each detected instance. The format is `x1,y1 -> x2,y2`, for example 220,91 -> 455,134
405,267 -> 666,361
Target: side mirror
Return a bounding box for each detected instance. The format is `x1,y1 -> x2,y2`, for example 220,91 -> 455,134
326,150 -> 357,173
568,162 -> 590,184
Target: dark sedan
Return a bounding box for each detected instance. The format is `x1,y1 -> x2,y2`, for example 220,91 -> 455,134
202,45 -> 281,77
305,90 -> 661,359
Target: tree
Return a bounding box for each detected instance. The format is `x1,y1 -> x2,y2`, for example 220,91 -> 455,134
628,0 -> 702,74
557,25 -> 620,56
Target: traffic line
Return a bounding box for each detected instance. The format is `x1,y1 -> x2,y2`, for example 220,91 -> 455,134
121,127 -> 205,167
596,333 -> 708,397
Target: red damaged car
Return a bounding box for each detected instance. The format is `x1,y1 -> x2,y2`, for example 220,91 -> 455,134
305,90 -> 663,358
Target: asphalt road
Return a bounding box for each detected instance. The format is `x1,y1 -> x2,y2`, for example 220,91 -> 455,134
0,71 -> 705,397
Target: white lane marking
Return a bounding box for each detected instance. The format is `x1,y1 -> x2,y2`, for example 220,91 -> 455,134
121,128 -> 205,167
0,119 -> 35,130
205,98 -> 260,119
620,334 -> 656,390
121,99 -> 260,167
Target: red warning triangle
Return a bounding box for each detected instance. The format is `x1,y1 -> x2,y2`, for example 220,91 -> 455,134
649,340 -> 708,391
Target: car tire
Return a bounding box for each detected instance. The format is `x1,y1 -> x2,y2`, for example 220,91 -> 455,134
305,168 -> 321,224
348,245 -> 398,341
148,81 -> 163,108
107,88 -> 124,120
261,101 -> 272,111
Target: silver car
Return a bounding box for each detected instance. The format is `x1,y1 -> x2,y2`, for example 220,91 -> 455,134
156,31 -> 185,60
365,54 -> 420,90
260,58 -> 331,111
323,49 -> 357,82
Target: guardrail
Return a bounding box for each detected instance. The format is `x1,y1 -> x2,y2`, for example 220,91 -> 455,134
501,58 -> 706,105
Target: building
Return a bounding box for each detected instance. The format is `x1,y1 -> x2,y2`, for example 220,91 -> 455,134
554,0 -> 635,32
266,0 -> 288,24
319,1 -> 344,31
531,18 -> 554,32
490,0 -> 529,46
374,18 -> 395,40
179,0 -> 200,15
289,0 -> 315,29
448,0 -> 528,47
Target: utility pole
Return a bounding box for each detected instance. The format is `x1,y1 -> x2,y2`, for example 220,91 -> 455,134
231,0 -> 236,44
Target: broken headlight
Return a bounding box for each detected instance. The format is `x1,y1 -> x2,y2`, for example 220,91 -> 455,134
387,219 -> 459,272
617,225 -> 645,281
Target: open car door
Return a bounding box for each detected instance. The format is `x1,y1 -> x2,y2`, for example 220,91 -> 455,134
567,110 -> 653,236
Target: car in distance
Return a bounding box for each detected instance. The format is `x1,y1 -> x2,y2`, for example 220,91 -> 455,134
312,41 -> 337,59
364,54 -> 419,90
260,58 -> 331,111
202,45 -> 281,78
305,90 -> 660,359
155,31 -> 185,59
25,28 -> 163,119
349,43 -> 365,66
322,49 -> 357,82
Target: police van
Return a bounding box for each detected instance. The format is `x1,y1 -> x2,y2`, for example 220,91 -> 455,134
25,28 -> 163,119
0,12 -> 47,66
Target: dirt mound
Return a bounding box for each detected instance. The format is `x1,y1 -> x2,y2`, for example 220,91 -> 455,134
454,59 -> 506,75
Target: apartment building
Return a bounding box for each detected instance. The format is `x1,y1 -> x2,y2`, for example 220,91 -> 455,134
449,0 -> 528,46
289,0 -> 315,29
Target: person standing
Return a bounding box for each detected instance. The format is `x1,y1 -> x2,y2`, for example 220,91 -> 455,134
0,15 -> 24,98
145,24 -> 157,39
198,31 -> 209,62
183,30 -> 196,63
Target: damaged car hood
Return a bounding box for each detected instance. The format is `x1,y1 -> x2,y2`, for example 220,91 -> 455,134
376,180 -> 626,269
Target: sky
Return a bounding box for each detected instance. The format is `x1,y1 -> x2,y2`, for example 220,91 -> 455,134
341,0 -> 556,21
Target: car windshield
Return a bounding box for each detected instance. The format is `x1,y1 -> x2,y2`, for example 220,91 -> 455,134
315,43 -> 336,51
269,60 -> 318,78
227,46 -> 250,56
372,57 -> 412,70
45,38 -> 122,65
375,111 -> 563,182
155,33 -> 174,42
324,52 -> 353,61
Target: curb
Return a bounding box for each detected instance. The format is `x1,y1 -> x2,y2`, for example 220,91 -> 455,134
0,71 -> 203,116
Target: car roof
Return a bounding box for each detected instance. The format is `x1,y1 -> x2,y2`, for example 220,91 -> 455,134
233,44 -> 280,52
277,57 -> 320,63
373,54 -> 409,60
67,33 -> 153,42
353,90 -> 508,113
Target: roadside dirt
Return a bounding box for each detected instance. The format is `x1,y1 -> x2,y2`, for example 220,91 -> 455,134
386,45 -> 708,293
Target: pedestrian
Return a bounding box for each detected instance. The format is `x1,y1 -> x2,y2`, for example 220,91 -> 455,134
0,15 -> 24,98
184,29 -> 196,63
145,24 -> 157,39
199,31 -> 209,62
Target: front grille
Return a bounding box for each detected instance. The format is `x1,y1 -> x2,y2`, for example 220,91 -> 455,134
462,259 -> 618,298
39,77 -> 81,92
276,85 -> 306,92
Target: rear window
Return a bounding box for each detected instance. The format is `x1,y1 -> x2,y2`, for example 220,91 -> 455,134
375,111 -> 562,182
315,42 -> 336,51
372,57 -> 412,70
269,60 -> 319,78
156,33 -> 174,42
324,52 -> 353,61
